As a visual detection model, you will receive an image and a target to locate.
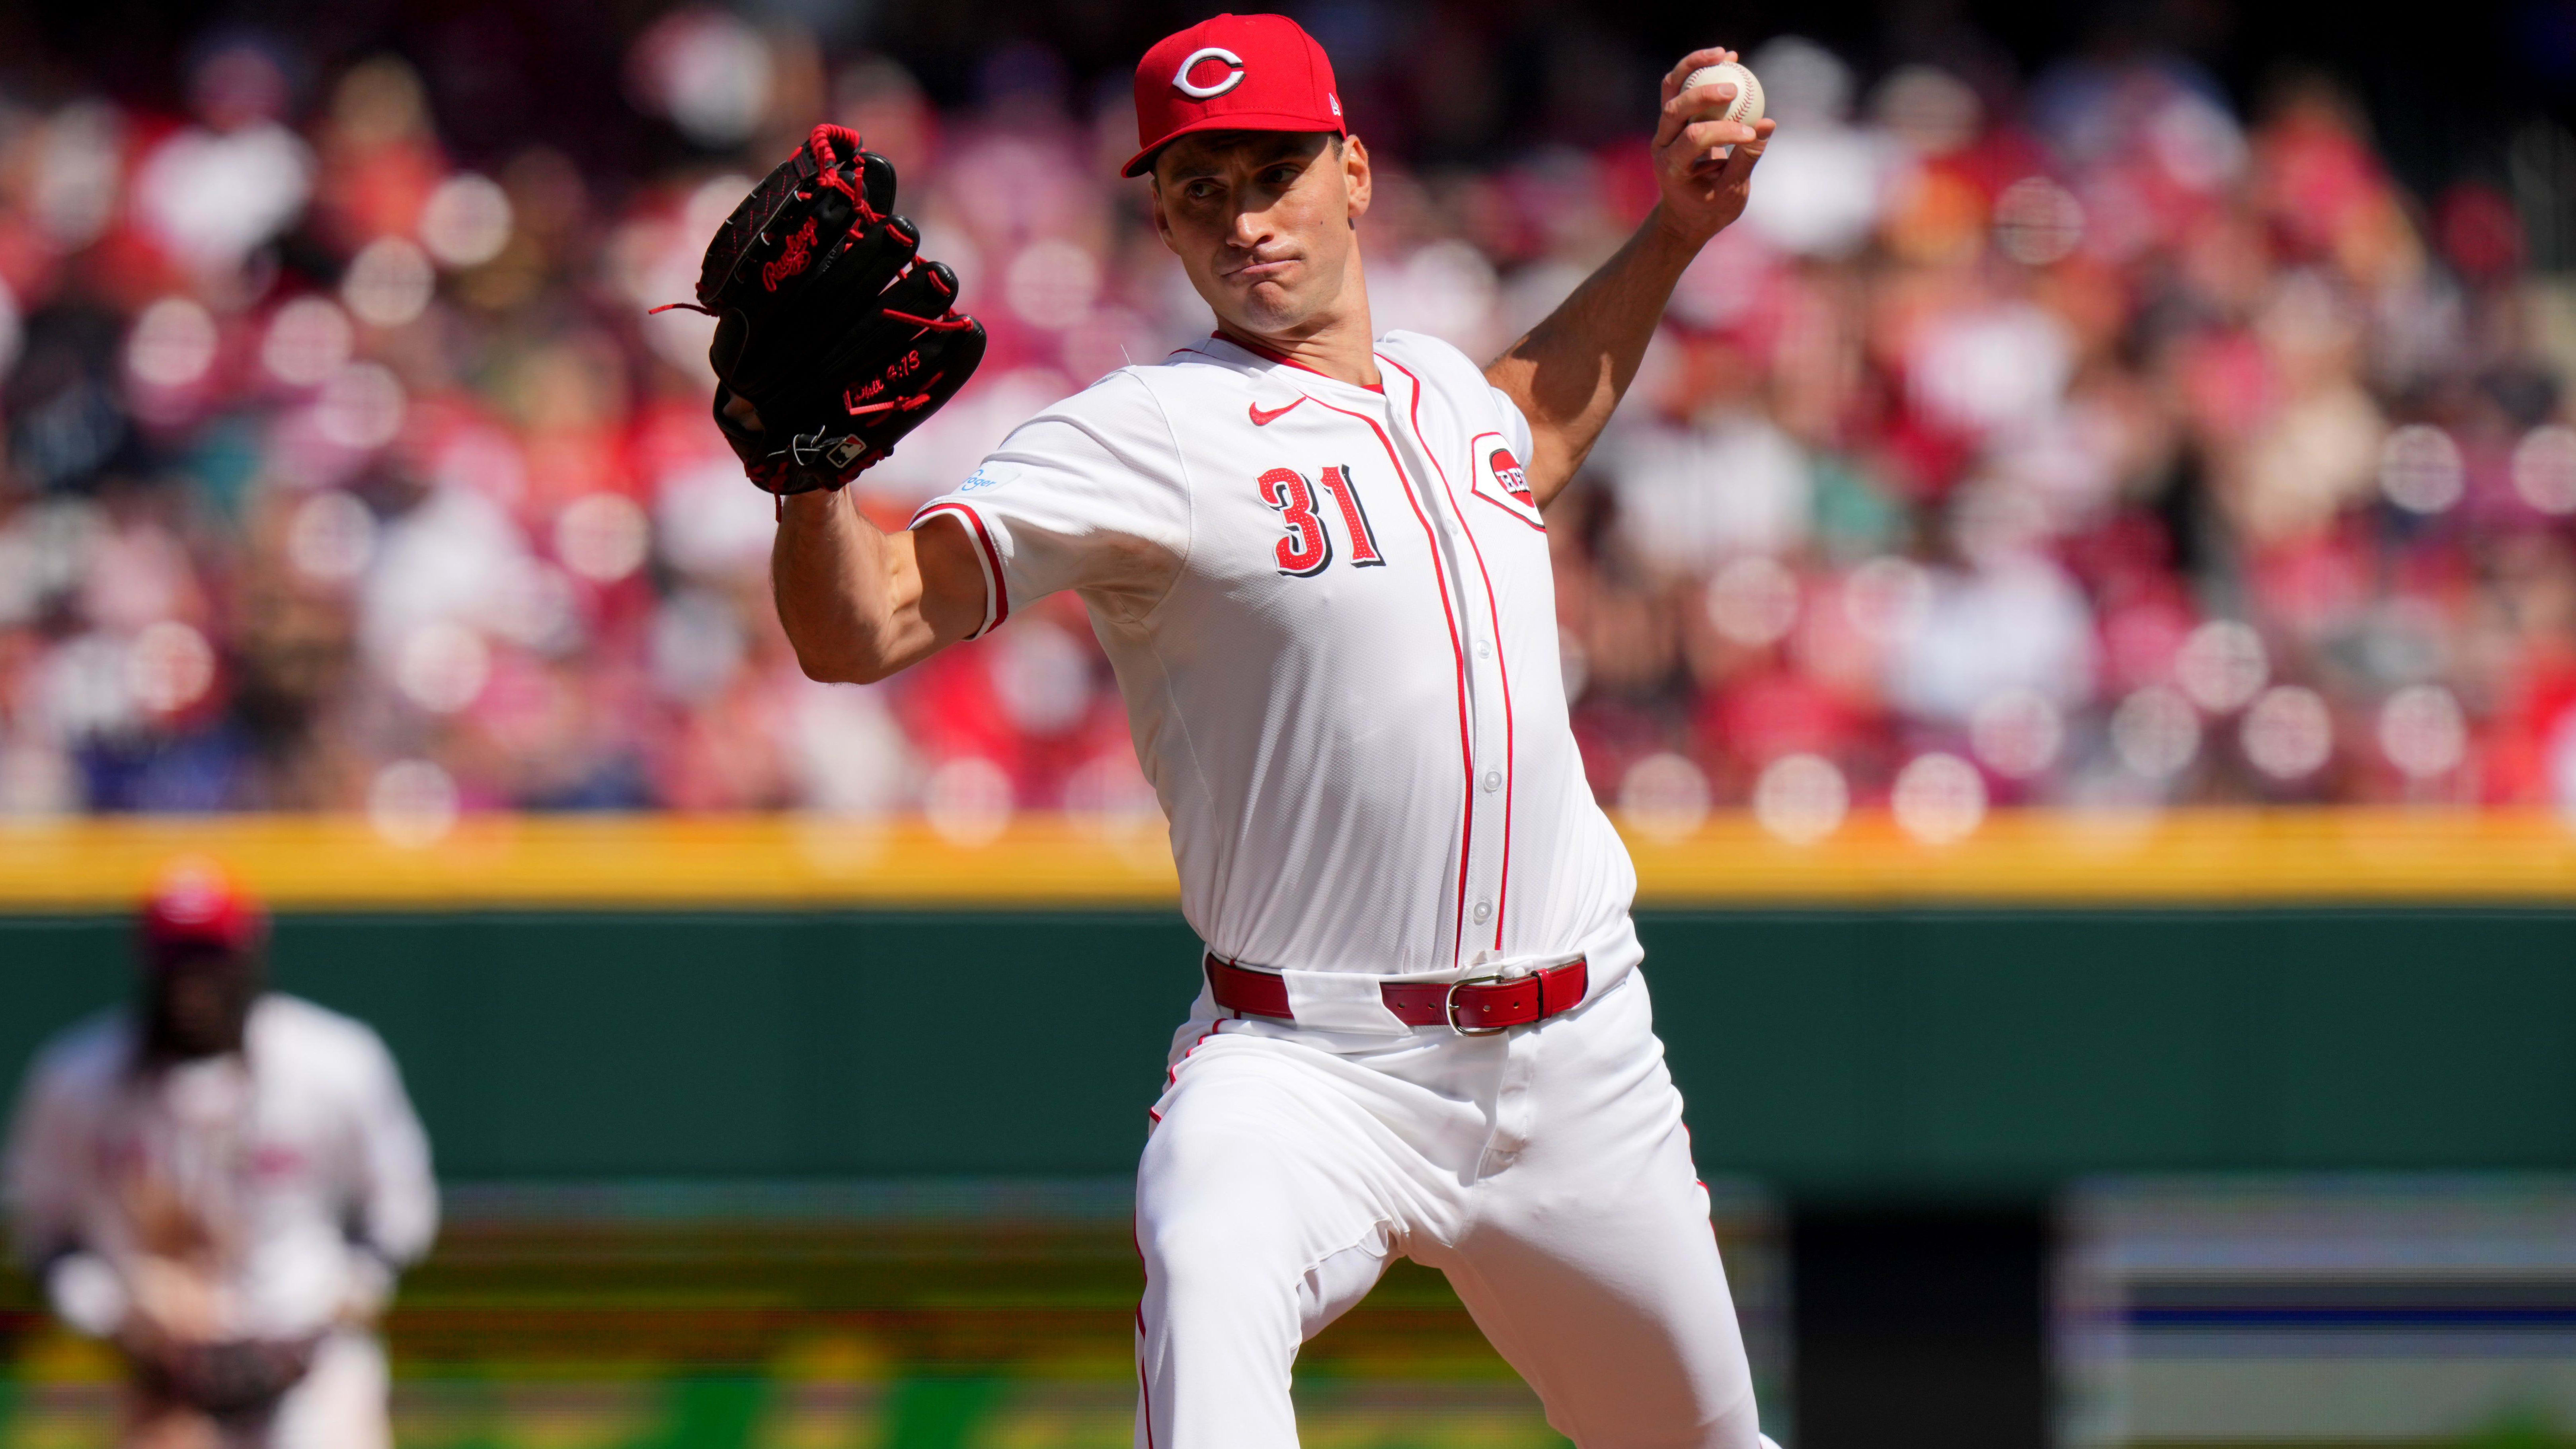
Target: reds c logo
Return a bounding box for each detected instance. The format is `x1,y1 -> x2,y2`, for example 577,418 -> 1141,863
1172,46 -> 1246,98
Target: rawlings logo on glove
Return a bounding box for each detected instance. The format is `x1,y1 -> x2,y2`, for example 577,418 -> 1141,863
655,124 -> 986,498
762,218 -> 819,292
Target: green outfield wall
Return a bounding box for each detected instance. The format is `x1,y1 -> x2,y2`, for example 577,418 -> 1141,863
7,905 -> 2572,1197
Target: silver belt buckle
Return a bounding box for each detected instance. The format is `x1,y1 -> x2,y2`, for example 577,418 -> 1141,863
1444,974 -> 1510,1036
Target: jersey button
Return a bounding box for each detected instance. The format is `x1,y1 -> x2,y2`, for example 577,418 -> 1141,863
1476,639 -> 1493,659
1473,900 -> 1493,924
1482,770 -> 1502,792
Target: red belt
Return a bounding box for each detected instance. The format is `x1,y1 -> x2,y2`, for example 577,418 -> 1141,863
1205,954 -> 1589,1035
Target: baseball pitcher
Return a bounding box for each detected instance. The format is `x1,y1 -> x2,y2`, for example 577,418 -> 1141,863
693,13 -> 1776,1444
4,860 -> 437,1449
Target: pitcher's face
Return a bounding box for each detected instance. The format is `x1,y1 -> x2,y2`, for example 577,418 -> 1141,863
1151,130 -> 1373,340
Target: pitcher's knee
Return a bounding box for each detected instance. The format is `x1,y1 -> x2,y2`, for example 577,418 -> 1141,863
1149,1201 -> 1308,1330
1144,1203 -> 1293,1305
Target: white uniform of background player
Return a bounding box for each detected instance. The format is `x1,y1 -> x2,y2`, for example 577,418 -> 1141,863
769,14 -> 1776,1446
4,862 -> 436,1449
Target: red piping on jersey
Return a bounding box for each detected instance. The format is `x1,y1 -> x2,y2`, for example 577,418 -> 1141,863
910,501 -> 1010,636
1383,355 -> 1517,949
1213,330 -> 1385,394
1304,394 -> 1477,967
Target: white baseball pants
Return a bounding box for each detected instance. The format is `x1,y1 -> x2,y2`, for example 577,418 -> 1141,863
1135,968 -> 1771,1449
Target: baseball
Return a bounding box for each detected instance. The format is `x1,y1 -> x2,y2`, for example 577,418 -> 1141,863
1680,60 -> 1764,128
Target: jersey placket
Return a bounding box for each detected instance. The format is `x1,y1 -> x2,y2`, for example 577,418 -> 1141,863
1377,371 -> 1512,969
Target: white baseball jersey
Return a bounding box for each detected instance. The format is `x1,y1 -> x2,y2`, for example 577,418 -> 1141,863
4,994 -> 438,1345
914,331 -> 1640,1012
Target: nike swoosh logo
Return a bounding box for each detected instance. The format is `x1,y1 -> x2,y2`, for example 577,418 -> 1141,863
1248,398 -> 1307,426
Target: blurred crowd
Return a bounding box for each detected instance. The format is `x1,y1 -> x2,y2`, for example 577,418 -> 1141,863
3,10 -> 2574,841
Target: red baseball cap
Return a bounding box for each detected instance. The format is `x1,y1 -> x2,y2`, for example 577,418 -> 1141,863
1123,14 -> 1346,178
140,856 -> 265,958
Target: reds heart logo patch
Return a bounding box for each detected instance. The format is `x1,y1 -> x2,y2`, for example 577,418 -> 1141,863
1469,435 -> 1545,530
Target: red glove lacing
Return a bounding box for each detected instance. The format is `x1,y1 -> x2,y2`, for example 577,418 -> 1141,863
805,124 -> 875,218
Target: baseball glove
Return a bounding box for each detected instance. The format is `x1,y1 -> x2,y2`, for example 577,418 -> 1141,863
127,1333 -> 323,1418
661,124 -> 985,496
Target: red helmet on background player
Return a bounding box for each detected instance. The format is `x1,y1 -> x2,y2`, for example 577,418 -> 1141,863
1124,13 -> 1347,178
139,855 -> 267,962
136,856 -> 268,1063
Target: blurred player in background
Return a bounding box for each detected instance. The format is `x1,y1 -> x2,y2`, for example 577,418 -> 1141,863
3,859 -> 437,1449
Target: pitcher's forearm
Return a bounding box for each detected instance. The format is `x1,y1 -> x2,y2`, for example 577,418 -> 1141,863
1487,203 -> 1704,503
771,489 -> 920,684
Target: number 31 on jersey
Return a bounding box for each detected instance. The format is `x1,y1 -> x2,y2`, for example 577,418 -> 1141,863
1260,465 -> 1384,577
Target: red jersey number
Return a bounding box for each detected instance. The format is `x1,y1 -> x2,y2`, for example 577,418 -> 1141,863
1315,465 -> 1385,566
1260,468 -> 1333,576
1261,464 -> 1385,575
